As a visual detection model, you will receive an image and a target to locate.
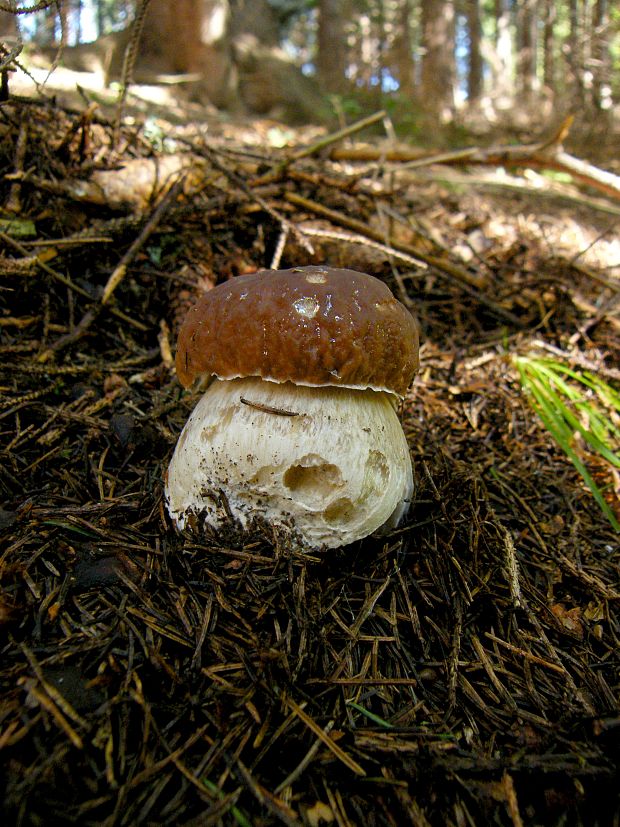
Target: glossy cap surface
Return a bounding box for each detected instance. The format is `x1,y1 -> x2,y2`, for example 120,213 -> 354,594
175,265 -> 419,395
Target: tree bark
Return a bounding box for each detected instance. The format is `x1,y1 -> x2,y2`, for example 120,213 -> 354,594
542,0 -> 555,92
515,0 -> 537,101
493,0 -> 512,102
591,0 -> 611,112
229,0 -> 280,46
392,0 -> 416,98
465,0 -> 483,102
58,0 -> 70,45
140,0 -> 237,108
420,0 -> 456,120
74,0 -> 82,44
316,0 -> 347,95
96,1 -> 104,38
566,0 -> 584,103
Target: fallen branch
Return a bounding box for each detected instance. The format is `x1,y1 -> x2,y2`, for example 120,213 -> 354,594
284,191 -> 487,290
424,169 -> 620,218
330,116 -> 620,202
252,109 -> 388,186
102,173 -> 185,303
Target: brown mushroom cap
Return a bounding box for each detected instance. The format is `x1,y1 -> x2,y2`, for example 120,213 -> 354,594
175,265 -> 419,396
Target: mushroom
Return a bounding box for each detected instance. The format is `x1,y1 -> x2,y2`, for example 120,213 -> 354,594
165,265 -> 419,550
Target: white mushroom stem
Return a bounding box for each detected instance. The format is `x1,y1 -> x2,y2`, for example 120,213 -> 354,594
165,377 -> 413,550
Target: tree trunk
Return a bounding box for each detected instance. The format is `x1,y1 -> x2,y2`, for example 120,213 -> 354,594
74,0 -> 82,44
316,0 -> 347,95
229,0 -> 280,46
542,0 -> 555,92
30,0 -> 326,121
357,11 -> 373,90
566,0 -> 584,103
465,0 -> 483,102
420,0 -> 456,121
96,1 -> 104,37
591,0 -> 612,112
392,0 -> 416,98
515,0 -> 537,101
141,0 -> 237,108
493,0 -> 512,103
58,0 -> 70,45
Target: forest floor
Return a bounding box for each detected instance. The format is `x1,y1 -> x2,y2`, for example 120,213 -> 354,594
1,79 -> 619,826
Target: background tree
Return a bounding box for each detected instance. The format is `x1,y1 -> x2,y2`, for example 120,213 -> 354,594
465,0 -> 483,103
5,0 -> 618,142
316,0 -> 348,95
391,0 -> 416,99
491,0 -> 513,105
542,0 -> 556,94
591,0 -> 612,114
141,0 -> 236,108
515,0 -> 537,102
565,0 -> 585,105
420,0 -> 456,121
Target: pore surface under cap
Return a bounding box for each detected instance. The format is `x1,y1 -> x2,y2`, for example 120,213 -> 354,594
175,266 -> 419,395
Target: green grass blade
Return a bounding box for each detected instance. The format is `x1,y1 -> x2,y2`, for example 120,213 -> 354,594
201,778 -> 252,827
346,700 -> 394,729
537,381 -> 620,468
531,391 -> 619,530
515,355 -> 620,531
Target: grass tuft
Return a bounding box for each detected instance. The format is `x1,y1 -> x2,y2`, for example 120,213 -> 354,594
515,355 -> 620,532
